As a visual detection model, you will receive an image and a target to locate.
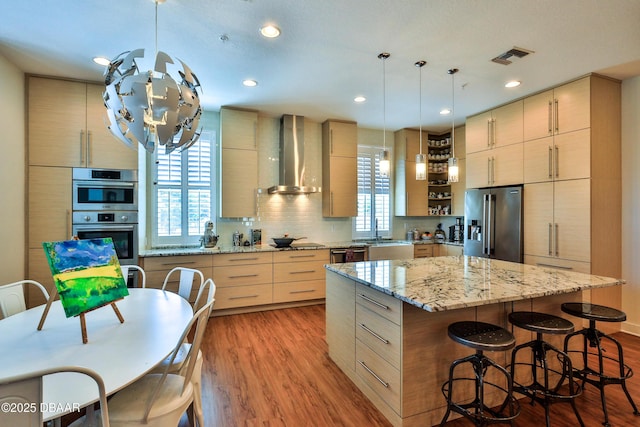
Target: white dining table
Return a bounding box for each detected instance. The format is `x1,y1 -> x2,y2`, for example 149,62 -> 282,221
0,288 -> 192,421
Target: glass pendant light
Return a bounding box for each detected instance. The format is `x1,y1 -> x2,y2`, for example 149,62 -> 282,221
415,60 -> 427,180
447,68 -> 459,183
378,53 -> 391,178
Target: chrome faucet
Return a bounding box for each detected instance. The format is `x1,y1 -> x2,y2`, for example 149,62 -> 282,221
375,218 -> 381,241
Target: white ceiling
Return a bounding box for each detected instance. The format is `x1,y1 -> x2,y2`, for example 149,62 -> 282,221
1,0 -> 639,132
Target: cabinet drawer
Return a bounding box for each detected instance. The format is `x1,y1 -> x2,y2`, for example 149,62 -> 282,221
142,254 -> 213,271
356,304 -> 401,367
524,255 -> 590,274
413,245 -> 434,258
145,267 -> 213,302
356,283 -> 401,325
273,260 -> 326,283
356,339 -> 401,413
273,249 -> 330,263
214,284 -> 273,310
214,252 -> 272,266
273,279 -> 325,303
213,263 -> 272,287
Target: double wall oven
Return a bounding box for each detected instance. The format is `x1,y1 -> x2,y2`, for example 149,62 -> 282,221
72,168 -> 139,286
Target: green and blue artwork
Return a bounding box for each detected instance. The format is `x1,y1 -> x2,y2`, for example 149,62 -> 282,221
42,238 -> 129,318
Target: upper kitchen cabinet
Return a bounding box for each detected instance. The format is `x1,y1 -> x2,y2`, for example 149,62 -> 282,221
220,107 -> 259,218
395,129 -> 428,216
322,120 -> 357,217
466,100 -> 523,154
28,76 -> 137,169
523,77 -> 590,141
220,107 -> 258,150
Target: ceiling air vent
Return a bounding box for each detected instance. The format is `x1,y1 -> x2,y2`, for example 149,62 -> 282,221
491,46 -> 535,65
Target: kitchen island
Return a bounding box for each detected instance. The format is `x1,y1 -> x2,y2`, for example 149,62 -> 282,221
324,256 -> 624,427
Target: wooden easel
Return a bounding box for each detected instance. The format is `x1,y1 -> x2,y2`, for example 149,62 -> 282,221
37,285 -> 125,344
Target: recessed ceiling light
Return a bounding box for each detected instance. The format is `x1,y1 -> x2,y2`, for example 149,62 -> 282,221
260,25 -> 281,38
92,56 -> 111,66
505,80 -> 521,88
354,96 -> 366,103
440,108 -> 451,115
243,79 -> 258,87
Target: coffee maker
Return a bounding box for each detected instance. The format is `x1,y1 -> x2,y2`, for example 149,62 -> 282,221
449,217 -> 464,243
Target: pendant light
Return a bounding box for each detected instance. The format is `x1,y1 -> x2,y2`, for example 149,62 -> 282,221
415,60 -> 427,180
378,53 -> 391,178
447,68 -> 459,183
103,0 -> 203,154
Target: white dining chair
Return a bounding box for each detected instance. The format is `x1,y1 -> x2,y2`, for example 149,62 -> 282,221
120,265 -> 147,288
153,278 -> 216,427
0,280 -> 50,319
70,298 -> 214,427
0,366 -> 110,427
161,267 -> 204,304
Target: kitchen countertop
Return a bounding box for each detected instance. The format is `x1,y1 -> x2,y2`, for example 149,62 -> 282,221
324,256 -> 623,312
139,240 -> 462,257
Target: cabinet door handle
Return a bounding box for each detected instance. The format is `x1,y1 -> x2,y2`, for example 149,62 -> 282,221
548,100 -> 553,135
548,223 -> 553,256
66,210 -> 71,239
492,118 -> 496,147
487,120 -> 491,148
80,130 -> 85,166
228,274 -> 259,279
548,146 -> 553,179
555,223 -> 559,257
230,294 -> 259,300
289,270 -> 316,275
358,360 -> 389,388
162,261 -> 197,266
289,289 -> 316,294
87,130 -> 92,166
491,157 -> 495,185
487,158 -> 491,186
359,323 -> 390,344
330,192 -> 334,216
554,99 -> 559,133
287,254 -> 317,259
555,145 -> 559,178
536,263 -> 573,270
358,294 -> 389,310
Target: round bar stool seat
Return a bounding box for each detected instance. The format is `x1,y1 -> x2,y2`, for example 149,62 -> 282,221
448,321 -> 516,351
562,303 -> 639,427
440,321 -> 519,426
561,302 -> 626,323
508,312 -> 583,427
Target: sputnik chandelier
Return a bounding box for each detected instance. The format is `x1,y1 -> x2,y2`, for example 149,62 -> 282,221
103,0 -> 202,154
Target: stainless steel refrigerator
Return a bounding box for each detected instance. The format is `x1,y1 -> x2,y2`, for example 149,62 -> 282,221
464,186 -> 523,263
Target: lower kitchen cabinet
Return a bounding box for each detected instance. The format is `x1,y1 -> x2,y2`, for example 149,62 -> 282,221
413,244 -> 438,258
273,250 -> 329,303
212,252 -> 273,310
141,254 -> 214,304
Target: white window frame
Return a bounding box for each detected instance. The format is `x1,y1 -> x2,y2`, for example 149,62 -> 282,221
353,145 -> 392,240
150,131 -> 216,247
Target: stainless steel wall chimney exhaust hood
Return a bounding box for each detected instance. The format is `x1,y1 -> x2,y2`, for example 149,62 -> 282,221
267,115 -> 320,194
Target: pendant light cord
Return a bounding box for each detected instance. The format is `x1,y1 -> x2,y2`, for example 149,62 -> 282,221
416,61 -> 426,154
382,56 -> 387,150
448,68 -> 459,158
155,0 -> 159,57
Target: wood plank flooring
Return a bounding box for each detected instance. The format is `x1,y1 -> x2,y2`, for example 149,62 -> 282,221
188,304 -> 640,427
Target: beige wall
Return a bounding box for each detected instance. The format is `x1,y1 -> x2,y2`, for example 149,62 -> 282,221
621,75 -> 640,335
0,53 -> 25,283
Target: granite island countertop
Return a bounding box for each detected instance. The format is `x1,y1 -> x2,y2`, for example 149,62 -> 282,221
324,256 -> 624,312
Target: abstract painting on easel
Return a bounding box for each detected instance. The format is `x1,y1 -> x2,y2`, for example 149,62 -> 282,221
42,238 -> 129,318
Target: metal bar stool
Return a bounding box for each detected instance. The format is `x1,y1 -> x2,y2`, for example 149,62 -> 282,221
440,321 -> 520,426
562,302 -> 639,427
508,311 -> 584,427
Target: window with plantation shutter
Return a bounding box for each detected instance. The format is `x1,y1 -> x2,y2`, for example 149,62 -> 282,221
353,145 -> 391,239
153,131 -> 216,246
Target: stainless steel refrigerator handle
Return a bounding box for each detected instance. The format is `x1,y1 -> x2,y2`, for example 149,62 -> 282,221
548,223 -> 553,256
487,194 -> 494,256
482,195 -> 488,255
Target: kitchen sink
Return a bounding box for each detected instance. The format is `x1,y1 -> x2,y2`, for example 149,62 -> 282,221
353,239 -> 411,246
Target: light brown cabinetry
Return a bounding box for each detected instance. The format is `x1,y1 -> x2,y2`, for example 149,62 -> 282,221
28,76 -> 137,169
466,143 -> 523,188
522,75 -> 621,312
413,244 -> 437,258
394,129 -> 428,216
212,252 -> 273,310
322,120 -> 358,217
466,100 -> 523,154
441,244 -> 463,257
273,250 -> 329,303
141,254 -> 214,303
220,107 -> 259,218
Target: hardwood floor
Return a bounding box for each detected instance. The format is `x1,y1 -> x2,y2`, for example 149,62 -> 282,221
189,304 -> 640,427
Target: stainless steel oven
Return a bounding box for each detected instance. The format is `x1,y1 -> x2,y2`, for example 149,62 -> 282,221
72,212 -> 139,266
72,168 -> 138,211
